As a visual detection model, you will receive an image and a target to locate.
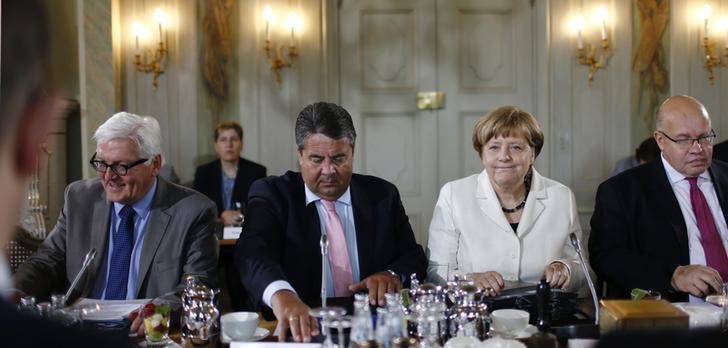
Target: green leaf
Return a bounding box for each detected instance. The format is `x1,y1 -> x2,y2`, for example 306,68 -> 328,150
630,288 -> 649,300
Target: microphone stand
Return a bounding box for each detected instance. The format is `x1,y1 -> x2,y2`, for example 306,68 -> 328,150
569,233 -> 599,325
320,233 -> 329,308
64,248 -> 97,306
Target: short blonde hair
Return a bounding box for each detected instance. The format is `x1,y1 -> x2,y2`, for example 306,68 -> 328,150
472,106 -> 544,158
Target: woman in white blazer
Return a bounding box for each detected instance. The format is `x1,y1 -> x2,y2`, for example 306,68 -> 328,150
427,106 -> 587,295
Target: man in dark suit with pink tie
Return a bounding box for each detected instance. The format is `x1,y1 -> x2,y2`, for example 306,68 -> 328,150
590,95 -> 728,302
235,102 -> 427,342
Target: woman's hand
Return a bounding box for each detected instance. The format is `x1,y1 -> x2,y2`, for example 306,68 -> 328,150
543,262 -> 570,289
470,271 -> 505,296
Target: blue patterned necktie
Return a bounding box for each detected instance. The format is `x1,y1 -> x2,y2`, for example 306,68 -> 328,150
105,205 -> 135,299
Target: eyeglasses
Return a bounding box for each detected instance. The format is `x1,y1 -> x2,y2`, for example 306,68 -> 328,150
657,129 -> 716,149
89,153 -> 149,176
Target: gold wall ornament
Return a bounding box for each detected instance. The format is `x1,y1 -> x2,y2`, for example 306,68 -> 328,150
702,36 -> 727,84
203,0 -> 234,124
699,4 -> 728,84
262,5 -> 301,85
573,6 -> 612,85
577,38 -> 610,84
131,9 -> 169,89
633,0 -> 669,135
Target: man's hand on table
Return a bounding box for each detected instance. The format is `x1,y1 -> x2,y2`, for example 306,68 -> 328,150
271,290 -> 319,342
127,308 -> 145,337
671,264 -> 723,297
348,271 -> 401,307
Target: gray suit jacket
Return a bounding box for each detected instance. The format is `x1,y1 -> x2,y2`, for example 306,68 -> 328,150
14,177 -> 219,301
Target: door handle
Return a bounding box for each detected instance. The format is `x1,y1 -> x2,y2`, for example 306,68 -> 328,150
417,91 -> 445,110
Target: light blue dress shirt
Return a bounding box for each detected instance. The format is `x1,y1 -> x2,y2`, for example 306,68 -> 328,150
261,185 -> 361,307
92,178 -> 157,300
304,186 -> 361,296
222,172 -> 235,210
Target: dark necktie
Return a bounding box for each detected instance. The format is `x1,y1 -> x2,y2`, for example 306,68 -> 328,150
686,177 -> 728,281
105,205 -> 136,299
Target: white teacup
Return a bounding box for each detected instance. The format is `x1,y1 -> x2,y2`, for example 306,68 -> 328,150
221,312 -> 259,341
491,309 -> 529,334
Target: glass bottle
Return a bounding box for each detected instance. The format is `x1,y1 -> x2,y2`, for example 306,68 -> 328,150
351,293 -> 374,347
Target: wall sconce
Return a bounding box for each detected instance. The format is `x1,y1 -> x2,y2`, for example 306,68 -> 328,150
131,9 -> 168,89
699,4 -> 728,84
573,6 -> 611,85
262,4 -> 301,85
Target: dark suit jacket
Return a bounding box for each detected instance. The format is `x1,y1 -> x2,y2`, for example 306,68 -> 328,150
14,177 -> 219,302
589,159 -> 728,302
713,139 -> 728,162
234,171 -> 427,309
0,299 -> 130,347
193,157 -> 267,215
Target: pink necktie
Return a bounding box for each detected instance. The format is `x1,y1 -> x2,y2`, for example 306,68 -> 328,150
321,199 -> 353,297
686,177 -> 728,281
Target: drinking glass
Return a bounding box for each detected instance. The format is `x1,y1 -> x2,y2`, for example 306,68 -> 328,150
310,306 -> 346,348
233,202 -> 245,227
141,300 -> 171,346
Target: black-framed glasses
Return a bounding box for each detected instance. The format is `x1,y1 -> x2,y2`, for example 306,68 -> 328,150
657,129 -> 716,148
89,153 -> 148,176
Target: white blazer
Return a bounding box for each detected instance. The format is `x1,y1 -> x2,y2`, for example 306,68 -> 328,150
426,169 -> 587,293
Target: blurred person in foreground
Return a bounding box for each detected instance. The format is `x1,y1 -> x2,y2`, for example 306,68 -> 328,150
0,1 -> 128,345
590,95 -> 727,302
235,102 -> 427,342
427,106 -> 587,295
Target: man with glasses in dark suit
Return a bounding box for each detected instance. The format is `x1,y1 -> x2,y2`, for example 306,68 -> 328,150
590,95 -> 728,302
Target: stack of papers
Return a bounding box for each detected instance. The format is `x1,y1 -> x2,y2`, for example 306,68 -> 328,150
224,226 -> 243,240
70,298 -> 150,321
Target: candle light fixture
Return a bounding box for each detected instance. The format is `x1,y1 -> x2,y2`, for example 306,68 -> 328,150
573,5 -> 611,85
131,8 -> 168,89
700,4 -> 728,84
262,4 -> 301,85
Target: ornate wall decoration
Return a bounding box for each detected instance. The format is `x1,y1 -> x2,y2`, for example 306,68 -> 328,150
633,0 -> 669,136
203,0 -> 234,125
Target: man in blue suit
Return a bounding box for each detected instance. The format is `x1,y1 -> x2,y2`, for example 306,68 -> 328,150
235,102 -> 427,342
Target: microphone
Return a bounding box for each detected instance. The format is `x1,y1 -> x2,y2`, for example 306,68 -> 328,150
569,233 -> 599,325
320,233 -> 329,307
64,248 -> 97,305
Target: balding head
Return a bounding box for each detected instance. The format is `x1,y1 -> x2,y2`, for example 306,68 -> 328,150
655,95 -> 710,131
654,95 -> 714,177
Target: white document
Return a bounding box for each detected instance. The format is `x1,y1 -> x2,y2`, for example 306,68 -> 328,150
224,226 -> 243,240
232,343 -> 320,348
70,298 -> 151,321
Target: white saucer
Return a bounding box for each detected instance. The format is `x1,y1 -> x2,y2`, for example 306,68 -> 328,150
480,337 -> 527,348
221,327 -> 270,343
490,324 -> 537,339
